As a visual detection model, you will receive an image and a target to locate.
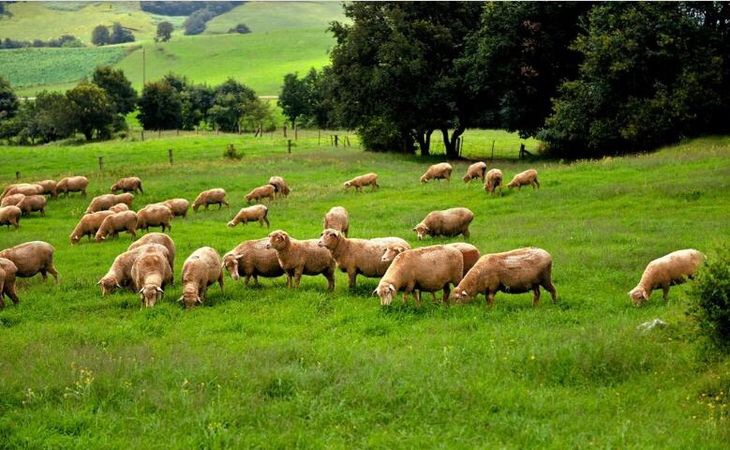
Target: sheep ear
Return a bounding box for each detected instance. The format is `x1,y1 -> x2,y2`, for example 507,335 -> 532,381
138,288 -> 144,294
177,296 -> 184,303
156,286 -> 164,293
116,283 -> 122,288
96,280 -> 102,285
196,297 -> 202,305
371,289 -> 378,297
388,283 -> 396,292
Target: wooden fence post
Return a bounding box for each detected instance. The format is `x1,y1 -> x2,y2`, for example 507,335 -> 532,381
318,130 -> 321,146
168,148 -> 173,165
98,156 -> 104,171
141,129 -> 145,141
334,135 -> 339,147
283,126 -> 287,138
287,139 -> 292,154
15,171 -> 20,180
294,124 -> 298,140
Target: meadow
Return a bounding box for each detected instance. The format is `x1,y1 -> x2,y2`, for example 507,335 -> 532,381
0,131 -> 729,448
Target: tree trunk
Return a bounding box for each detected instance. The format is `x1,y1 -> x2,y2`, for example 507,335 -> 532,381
83,128 -> 93,141
440,126 -> 465,159
415,129 -> 433,156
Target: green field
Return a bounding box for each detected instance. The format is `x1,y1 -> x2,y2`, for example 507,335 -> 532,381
0,131 -> 728,447
205,1 -> 346,34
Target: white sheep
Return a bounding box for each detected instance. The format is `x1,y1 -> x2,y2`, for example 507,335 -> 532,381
628,249 -> 705,305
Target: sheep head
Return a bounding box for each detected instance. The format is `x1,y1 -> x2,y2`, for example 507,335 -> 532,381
317,229 -> 341,250
628,286 -> 648,306
373,282 -> 397,306
412,223 -> 429,240
266,230 -> 290,251
139,285 -> 164,307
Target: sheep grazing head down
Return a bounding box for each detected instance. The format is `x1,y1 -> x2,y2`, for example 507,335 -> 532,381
223,253 -> 240,280
628,286 -> 648,306
381,245 -> 408,262
412,224 -> 429,240
139,285 -> 163,307
97,277 -> 121,296
318,229 -> 341,250
373,283 -> 397,306
266,230 -> 290,251
343,181 -> 352,189
178,290 -> 202,309
451,288 -> 472,304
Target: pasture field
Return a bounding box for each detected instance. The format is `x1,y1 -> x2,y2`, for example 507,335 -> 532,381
0,132 -> 729,447
205,1 -> 346,34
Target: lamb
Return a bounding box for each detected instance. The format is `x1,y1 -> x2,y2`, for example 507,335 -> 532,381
450,247 -> 557,307
245,184 -> 276,204
193,188 -> 228,211
35,180 -> 57,198
223,239 -> 284,286
268,176 -> 291,198
0,241 -> 59,282
0,257 -> 20,307
420,162 -> 453,183
343,173 -> 379,192
4,183 -> 44,197
323,206 -> 349,236
178,247 -> 224,308
628,249 -> 705,306
318,228 -> 410,288
462,161 -> 487,183
413,207 -> 474,240
266,230 -> 336,290
109,203 -> 130,213
1,193 -> 25,207
85,193 -> 134,214
136,204 -> 173,232
95,211 -> 138,241
0,206 -> 21,229
57,176 -> 89,196
17,195 -> 47,216
160,198 -> 189,218
227,205 -> 269,228
374,245 -> 463,306
70,210 -> 114,244
484,169 -> 503,195
381,242 -> 479,276
131,244 -> 174,307
507,169 -> 540,190
128,233 -> 175,267
97,243 -> 170,295
111,176 -> 143,194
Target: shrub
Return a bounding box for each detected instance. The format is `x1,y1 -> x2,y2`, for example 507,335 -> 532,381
358,118 -> 414,153
690,245 -> 730,353
228,23 -> 251,34
223,144 -> 242,160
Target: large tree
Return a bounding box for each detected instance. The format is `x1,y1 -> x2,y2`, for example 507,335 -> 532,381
92,66 -> 137,115
0,76 -> 19,120
208,78 -> 256,132
91,25 -> 110,46
66,82 -> 115,140
156,21 -> 174,42
138,80 -> 183,131
279,72 -> 311,127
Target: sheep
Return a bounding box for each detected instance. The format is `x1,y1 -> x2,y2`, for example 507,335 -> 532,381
4,183 -> 44,197
344,173 -> 379,192
484,169 -> 503,195
227,205 -> 269,228
628,249 -> 705,306
131,245 -> 173,307
0,257 -> 20,307
70,211 -> 114,244
178,247 -> 224,308
413,207 -> 474,240
223,239 -> 284,286
507,169 -> 540,190
136,204 -> 173,232
245,184 -> 276,204
57,176 -> 89,196
1,193 -> 25,207
97,243 -> 170,296
318,228 -> 410,288
193,188 -> 228,211
111,176 -> 143,194
95,211 -> 138,241
450,247 -> 557,307
109,203 -> 130,213
268,176 -> 291,198
0,241 -> 59,282
160,198 -> 190,218
462,161 -> 487,183
0,184 -> 16,199
381,242 -> 479,277
128,233 -> 175,268
266,230 -> 336,291
17,195 -> 47,216
0,206 -> 21,229
85,193 -> 134,214
323,206 -> 349,236
374,245 -> 463,306
35,179 -> 58,198
420,163 -> 453,183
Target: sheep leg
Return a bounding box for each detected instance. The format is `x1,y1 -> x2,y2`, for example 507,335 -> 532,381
6,283 -> 19,304
325,268 -> 335,292
218,273 -> 224,292
414,290 -> 422,307
244,275 -> 251,286
462,229 -> 470,238
442,284 -> 451,304
486,291 -> 496,307
293,268 -> 303,288
542,280 -> 557,303
532,287 -> 541,306
253,275 -> 260,286
662,285 -> 670,301
285,271 -> 293,288
0,293 -> 5,309
348,271 -> 357,289
40,270 -> 48,281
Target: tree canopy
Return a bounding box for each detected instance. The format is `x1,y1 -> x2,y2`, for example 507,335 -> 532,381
66,82 -> 115,140
138,80 -> 183,131
92,66 -> 137,115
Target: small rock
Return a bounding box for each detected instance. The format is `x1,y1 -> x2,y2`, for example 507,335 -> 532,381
637,318 -> 668,334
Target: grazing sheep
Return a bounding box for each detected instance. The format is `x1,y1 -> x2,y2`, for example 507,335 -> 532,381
1,193 -> 25,207
451,247 -> 557,307
35,180 -> 58,198
323,206 -> 349,236
57,176 -> 89,196
245,184 -> 276,204
266,230 -> 336,290
413,207 -> 474,240
131,245 -> 173,307
4,183 -> 44,197
70,211 -> 114,244
109,203 -> 130,213
0,241 -> 59,282
17,195 -> 47,216
85,193 -> 134,214
381,242 -> 479,277
318,228 -> 410,288
0,206 -> 21,229
179,247 -> 224,308
228,205 -> 269,228
0,258 -> 20,307
111,176 -> 143,194
0,184 -> 16,199
97,243 -> 170,296
95,211 -> 138,241
193,188 -> 228,211
507,169 -> 540,190
161,198 -> 190,218
137,204 -> 173,232
484,169 -> 503,195
374,245 -> 463,306
420,163 -> 453,183
223,239 -> 284,286
463,162 -> 487,183
344,173 -> 379,192
268,176 -> 291,198
628,249 -> 705,306
128,233 -> 175,268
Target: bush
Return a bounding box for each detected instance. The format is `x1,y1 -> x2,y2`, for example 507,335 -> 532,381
223,144 -> 242,160
228,23 -> 251,34
690,245 -> 730,353
358,118 -> 414,153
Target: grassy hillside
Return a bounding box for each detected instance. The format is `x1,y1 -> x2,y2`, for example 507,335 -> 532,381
206,1 -> 346,34
0,132 -> 728,447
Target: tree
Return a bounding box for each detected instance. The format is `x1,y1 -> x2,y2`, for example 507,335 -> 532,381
110,22 -> 135,44
66,82 -> 115,140
30,91 -> 75,143
228,23 -> 251,34
208,78 -> 257,132
184,9 -> 214,35
91,25 -> 110,46
0,76 -> 19,121
238,97 -> 276,132
156,21 -> 174,42
279,72 -> 311,126
138,80 -> 182,131
92,66 -> 137,115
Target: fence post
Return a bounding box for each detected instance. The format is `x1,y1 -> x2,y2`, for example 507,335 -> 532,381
287,139 -> 292,154
334,135 -> 339,147
294,124 -> 298,140
490,140 -> 495,162
15,171 -> 20,180
168,148 -> 173,165
98,156 -> 104,171
141,129 -> 145,141
318,130 -> 321,146
283,126 -> 287,138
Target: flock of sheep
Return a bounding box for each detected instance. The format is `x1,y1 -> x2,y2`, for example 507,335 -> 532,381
0,162 -> 705,309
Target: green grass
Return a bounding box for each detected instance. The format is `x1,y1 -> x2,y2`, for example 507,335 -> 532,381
0,132 -> 729,447
205,1 -> 346,34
